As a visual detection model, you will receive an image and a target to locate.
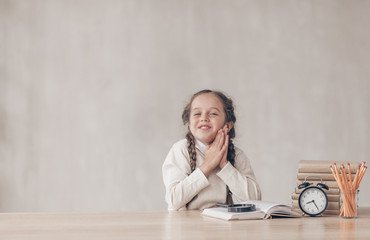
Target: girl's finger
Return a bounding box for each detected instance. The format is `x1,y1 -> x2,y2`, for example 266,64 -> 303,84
215,129 -> 224,149
210,129 -> 222,149
222,134 -> 229,152
223,125 -> 228,132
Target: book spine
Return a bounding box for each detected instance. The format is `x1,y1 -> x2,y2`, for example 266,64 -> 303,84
297,160 -> 359,173
292,200 -> 339,211
294,187 -> 340,195
291,193 -> 339,202
293,208 -> 339,215
297,173 -> 356,181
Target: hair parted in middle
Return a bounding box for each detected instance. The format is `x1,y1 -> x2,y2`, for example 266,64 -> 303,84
181,89 -> 237,172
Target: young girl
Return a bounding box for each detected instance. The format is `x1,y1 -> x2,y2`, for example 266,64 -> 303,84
162,89 -> 261,210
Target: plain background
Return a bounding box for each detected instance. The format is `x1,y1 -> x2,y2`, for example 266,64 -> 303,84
1,0 -> 369,212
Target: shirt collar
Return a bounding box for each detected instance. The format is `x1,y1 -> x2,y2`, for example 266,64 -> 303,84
195,139 -> 207,154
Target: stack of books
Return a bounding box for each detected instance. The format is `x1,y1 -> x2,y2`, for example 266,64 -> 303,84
292,160 -> 358,216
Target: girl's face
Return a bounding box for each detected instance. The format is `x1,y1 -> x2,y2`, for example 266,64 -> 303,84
189,93 -> 228,145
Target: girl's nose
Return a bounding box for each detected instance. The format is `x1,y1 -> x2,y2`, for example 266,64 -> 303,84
200,114 -> 209,122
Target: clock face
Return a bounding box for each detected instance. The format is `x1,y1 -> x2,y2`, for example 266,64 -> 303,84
298,186 -> 328,216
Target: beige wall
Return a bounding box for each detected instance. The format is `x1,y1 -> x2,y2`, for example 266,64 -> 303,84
1,0 -> 369,212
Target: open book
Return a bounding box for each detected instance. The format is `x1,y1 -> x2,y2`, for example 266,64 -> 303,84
201,200 -> 301,221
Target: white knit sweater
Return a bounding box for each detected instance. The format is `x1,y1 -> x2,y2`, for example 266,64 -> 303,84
162,139 -> 261,210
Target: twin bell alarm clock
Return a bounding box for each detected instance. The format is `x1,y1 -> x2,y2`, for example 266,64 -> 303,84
298,176 -> 329,217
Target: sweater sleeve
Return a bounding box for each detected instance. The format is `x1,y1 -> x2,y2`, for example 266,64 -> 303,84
162,142 -> 210,210
216,149 -> 261,203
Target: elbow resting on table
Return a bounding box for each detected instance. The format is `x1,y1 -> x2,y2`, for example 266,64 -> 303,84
165,188 -> 187,211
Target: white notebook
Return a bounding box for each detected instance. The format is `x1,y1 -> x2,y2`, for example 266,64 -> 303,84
201,200 -> 301,221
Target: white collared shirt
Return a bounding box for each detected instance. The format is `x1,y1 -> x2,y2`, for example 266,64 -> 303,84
195,139 -> 206,154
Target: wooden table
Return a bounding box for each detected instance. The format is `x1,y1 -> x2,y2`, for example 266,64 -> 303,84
1,208 -> 369,240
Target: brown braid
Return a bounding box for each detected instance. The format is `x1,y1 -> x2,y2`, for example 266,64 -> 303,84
226,140 -> 236,205
227,140 -> 236,166
186,131 -> 197,172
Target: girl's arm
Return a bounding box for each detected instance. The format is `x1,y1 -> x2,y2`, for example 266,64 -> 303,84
216,149 -> 261,202
162,142 -> 209,210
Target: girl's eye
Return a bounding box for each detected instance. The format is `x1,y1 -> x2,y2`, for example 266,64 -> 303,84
193,113 -> 201,116
210,113 -> 218,116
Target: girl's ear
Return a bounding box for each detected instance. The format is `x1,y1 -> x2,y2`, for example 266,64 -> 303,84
226,122 -> 234,132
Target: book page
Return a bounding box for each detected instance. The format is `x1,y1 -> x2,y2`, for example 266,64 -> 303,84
243,200 -> 300,217
243,200 -> 282,213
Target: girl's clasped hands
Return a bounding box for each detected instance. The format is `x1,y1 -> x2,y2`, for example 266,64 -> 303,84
200,125 -> 230,177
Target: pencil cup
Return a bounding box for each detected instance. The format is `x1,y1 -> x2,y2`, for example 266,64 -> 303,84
339,189 -> 359,218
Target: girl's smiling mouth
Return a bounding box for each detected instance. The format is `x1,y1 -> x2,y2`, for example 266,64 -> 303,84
198,124 -> 211,130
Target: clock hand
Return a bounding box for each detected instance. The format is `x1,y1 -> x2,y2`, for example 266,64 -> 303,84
312,200 -> 319,210
305,200 -> 313,205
